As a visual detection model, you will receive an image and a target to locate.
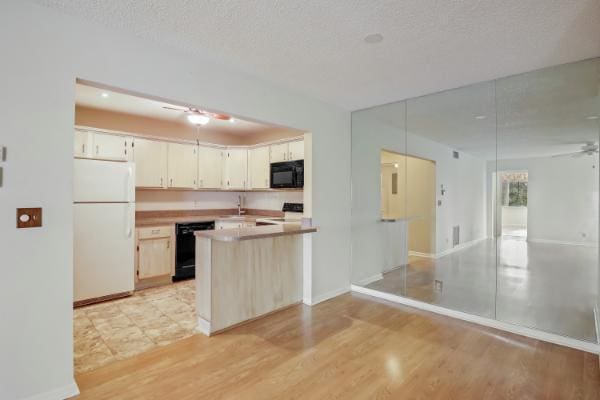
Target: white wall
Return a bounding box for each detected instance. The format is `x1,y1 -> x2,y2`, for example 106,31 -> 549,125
0,2 -> 351,399
351,108 -> 487,284
487,155 -> 599,245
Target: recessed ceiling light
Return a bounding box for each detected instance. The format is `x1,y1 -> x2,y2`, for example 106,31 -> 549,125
586,116 -> 599,120
364,33 -> 383,44
100,92 -> 109,98
187,114 -> 210,125
393,163 -> 399,168
229,118 -> 236,124
474,115 -> 487,120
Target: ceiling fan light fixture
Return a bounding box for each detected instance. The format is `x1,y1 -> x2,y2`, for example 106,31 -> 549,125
187,114 -> 210,125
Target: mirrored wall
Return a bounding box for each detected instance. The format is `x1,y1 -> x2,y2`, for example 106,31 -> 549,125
351,58 -> 600,343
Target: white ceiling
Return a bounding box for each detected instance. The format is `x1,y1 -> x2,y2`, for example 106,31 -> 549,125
33,0 -> 600,111
358,58 -> 600,160
75,83 -> 286,136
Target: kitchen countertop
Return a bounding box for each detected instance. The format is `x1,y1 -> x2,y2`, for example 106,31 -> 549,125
135,214 -> 274,227
195,224 -> 317,242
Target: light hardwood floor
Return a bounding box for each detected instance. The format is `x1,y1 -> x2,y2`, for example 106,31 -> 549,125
74,293 -> 599,399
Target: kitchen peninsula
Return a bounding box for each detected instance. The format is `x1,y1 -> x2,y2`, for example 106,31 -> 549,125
195,224 -> 317,335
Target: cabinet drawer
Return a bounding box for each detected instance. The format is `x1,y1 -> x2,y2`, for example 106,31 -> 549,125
138,226 -> 172,239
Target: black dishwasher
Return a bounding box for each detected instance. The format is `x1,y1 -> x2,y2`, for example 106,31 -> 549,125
174,221 -> 215,281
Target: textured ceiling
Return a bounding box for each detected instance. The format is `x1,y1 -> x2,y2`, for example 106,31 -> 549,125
32,0 -> 600,110
357,58 -> 600,160
75,83 -> 293,136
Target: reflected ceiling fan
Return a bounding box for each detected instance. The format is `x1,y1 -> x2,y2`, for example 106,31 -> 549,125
552,142 -> 599,158
162,106 -> 232,125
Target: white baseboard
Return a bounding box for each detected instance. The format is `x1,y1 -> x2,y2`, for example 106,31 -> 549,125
408,251 -> 435,259
351,284 -> 600,355
527,238 -> 598,248
21,381 -> 79,400
354,273 -> 383,286
414,237 -> 487,260
594,305 -> 600,345
197,317 -> 211,336
305,285 -> 350,306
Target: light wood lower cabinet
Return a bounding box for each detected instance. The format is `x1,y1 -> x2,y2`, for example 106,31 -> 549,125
135,225 -> 175,288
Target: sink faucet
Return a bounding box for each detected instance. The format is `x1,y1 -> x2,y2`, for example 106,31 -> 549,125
237,195 -> 245,216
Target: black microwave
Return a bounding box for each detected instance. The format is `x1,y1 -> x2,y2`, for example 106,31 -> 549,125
270,160 -> 304,189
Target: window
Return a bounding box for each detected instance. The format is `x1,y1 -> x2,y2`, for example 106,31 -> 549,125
500,172 -> 528,207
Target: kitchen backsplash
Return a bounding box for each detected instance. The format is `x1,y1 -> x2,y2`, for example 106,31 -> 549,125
135,190 -> 303,211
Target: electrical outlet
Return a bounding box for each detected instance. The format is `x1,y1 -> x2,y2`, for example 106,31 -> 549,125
17,208 -> 42,228
434,280 -> 443,292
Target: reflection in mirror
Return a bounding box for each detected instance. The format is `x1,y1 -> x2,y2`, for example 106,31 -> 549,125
495,58 -> 600,341
351,102 -> 407,286
351,57 -> 600,345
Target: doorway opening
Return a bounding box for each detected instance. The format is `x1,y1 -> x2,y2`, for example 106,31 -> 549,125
499,171 -> 528,239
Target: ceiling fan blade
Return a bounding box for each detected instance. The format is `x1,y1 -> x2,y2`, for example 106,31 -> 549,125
162,106 -> 188,112
210,113 -> 232,121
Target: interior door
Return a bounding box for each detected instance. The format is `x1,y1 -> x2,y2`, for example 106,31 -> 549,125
198,146 -> 223,189
249,146 -> 270,189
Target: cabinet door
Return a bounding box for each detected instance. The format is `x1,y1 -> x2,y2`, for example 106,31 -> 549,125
133,138 -> 168,188
224,148 -> 248,190
92,132 -> 129,161
167,143 -> 198,189
270,143 -> 288,163
138,237 -> 172,279
287,139 -> 304,161
74,130 -> 91,158
198,146 -> 223,189
249,146 -> 270,189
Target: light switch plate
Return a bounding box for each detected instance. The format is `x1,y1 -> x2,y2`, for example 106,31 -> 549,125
16,208 -> 42,228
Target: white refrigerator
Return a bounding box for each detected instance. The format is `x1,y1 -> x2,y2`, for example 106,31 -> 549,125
73,159 -> 135,303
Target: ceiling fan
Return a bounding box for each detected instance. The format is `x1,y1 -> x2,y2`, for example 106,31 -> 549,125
162,106 -> 232,125
552,142 -> 599,158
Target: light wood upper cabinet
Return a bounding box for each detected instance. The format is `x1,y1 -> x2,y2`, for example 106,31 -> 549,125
136,226 -> 173,280
74,129 -> 92,158
133,138 -> 168,188
167,143 -> 198,189
249,146 -> 270,189
270,139 -> 304,163
198,146 -> 223,189
223,148 -> 248,190
287,140 -> 304,161
270,143 -> 288,163
92,132 -> 131,161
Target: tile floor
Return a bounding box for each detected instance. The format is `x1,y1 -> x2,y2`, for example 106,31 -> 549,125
365,237 -> 598,342
74,280 -> 197,374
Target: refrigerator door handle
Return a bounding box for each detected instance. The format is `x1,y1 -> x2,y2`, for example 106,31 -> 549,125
126,165 -> 133,202
125,203 -> 133,238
